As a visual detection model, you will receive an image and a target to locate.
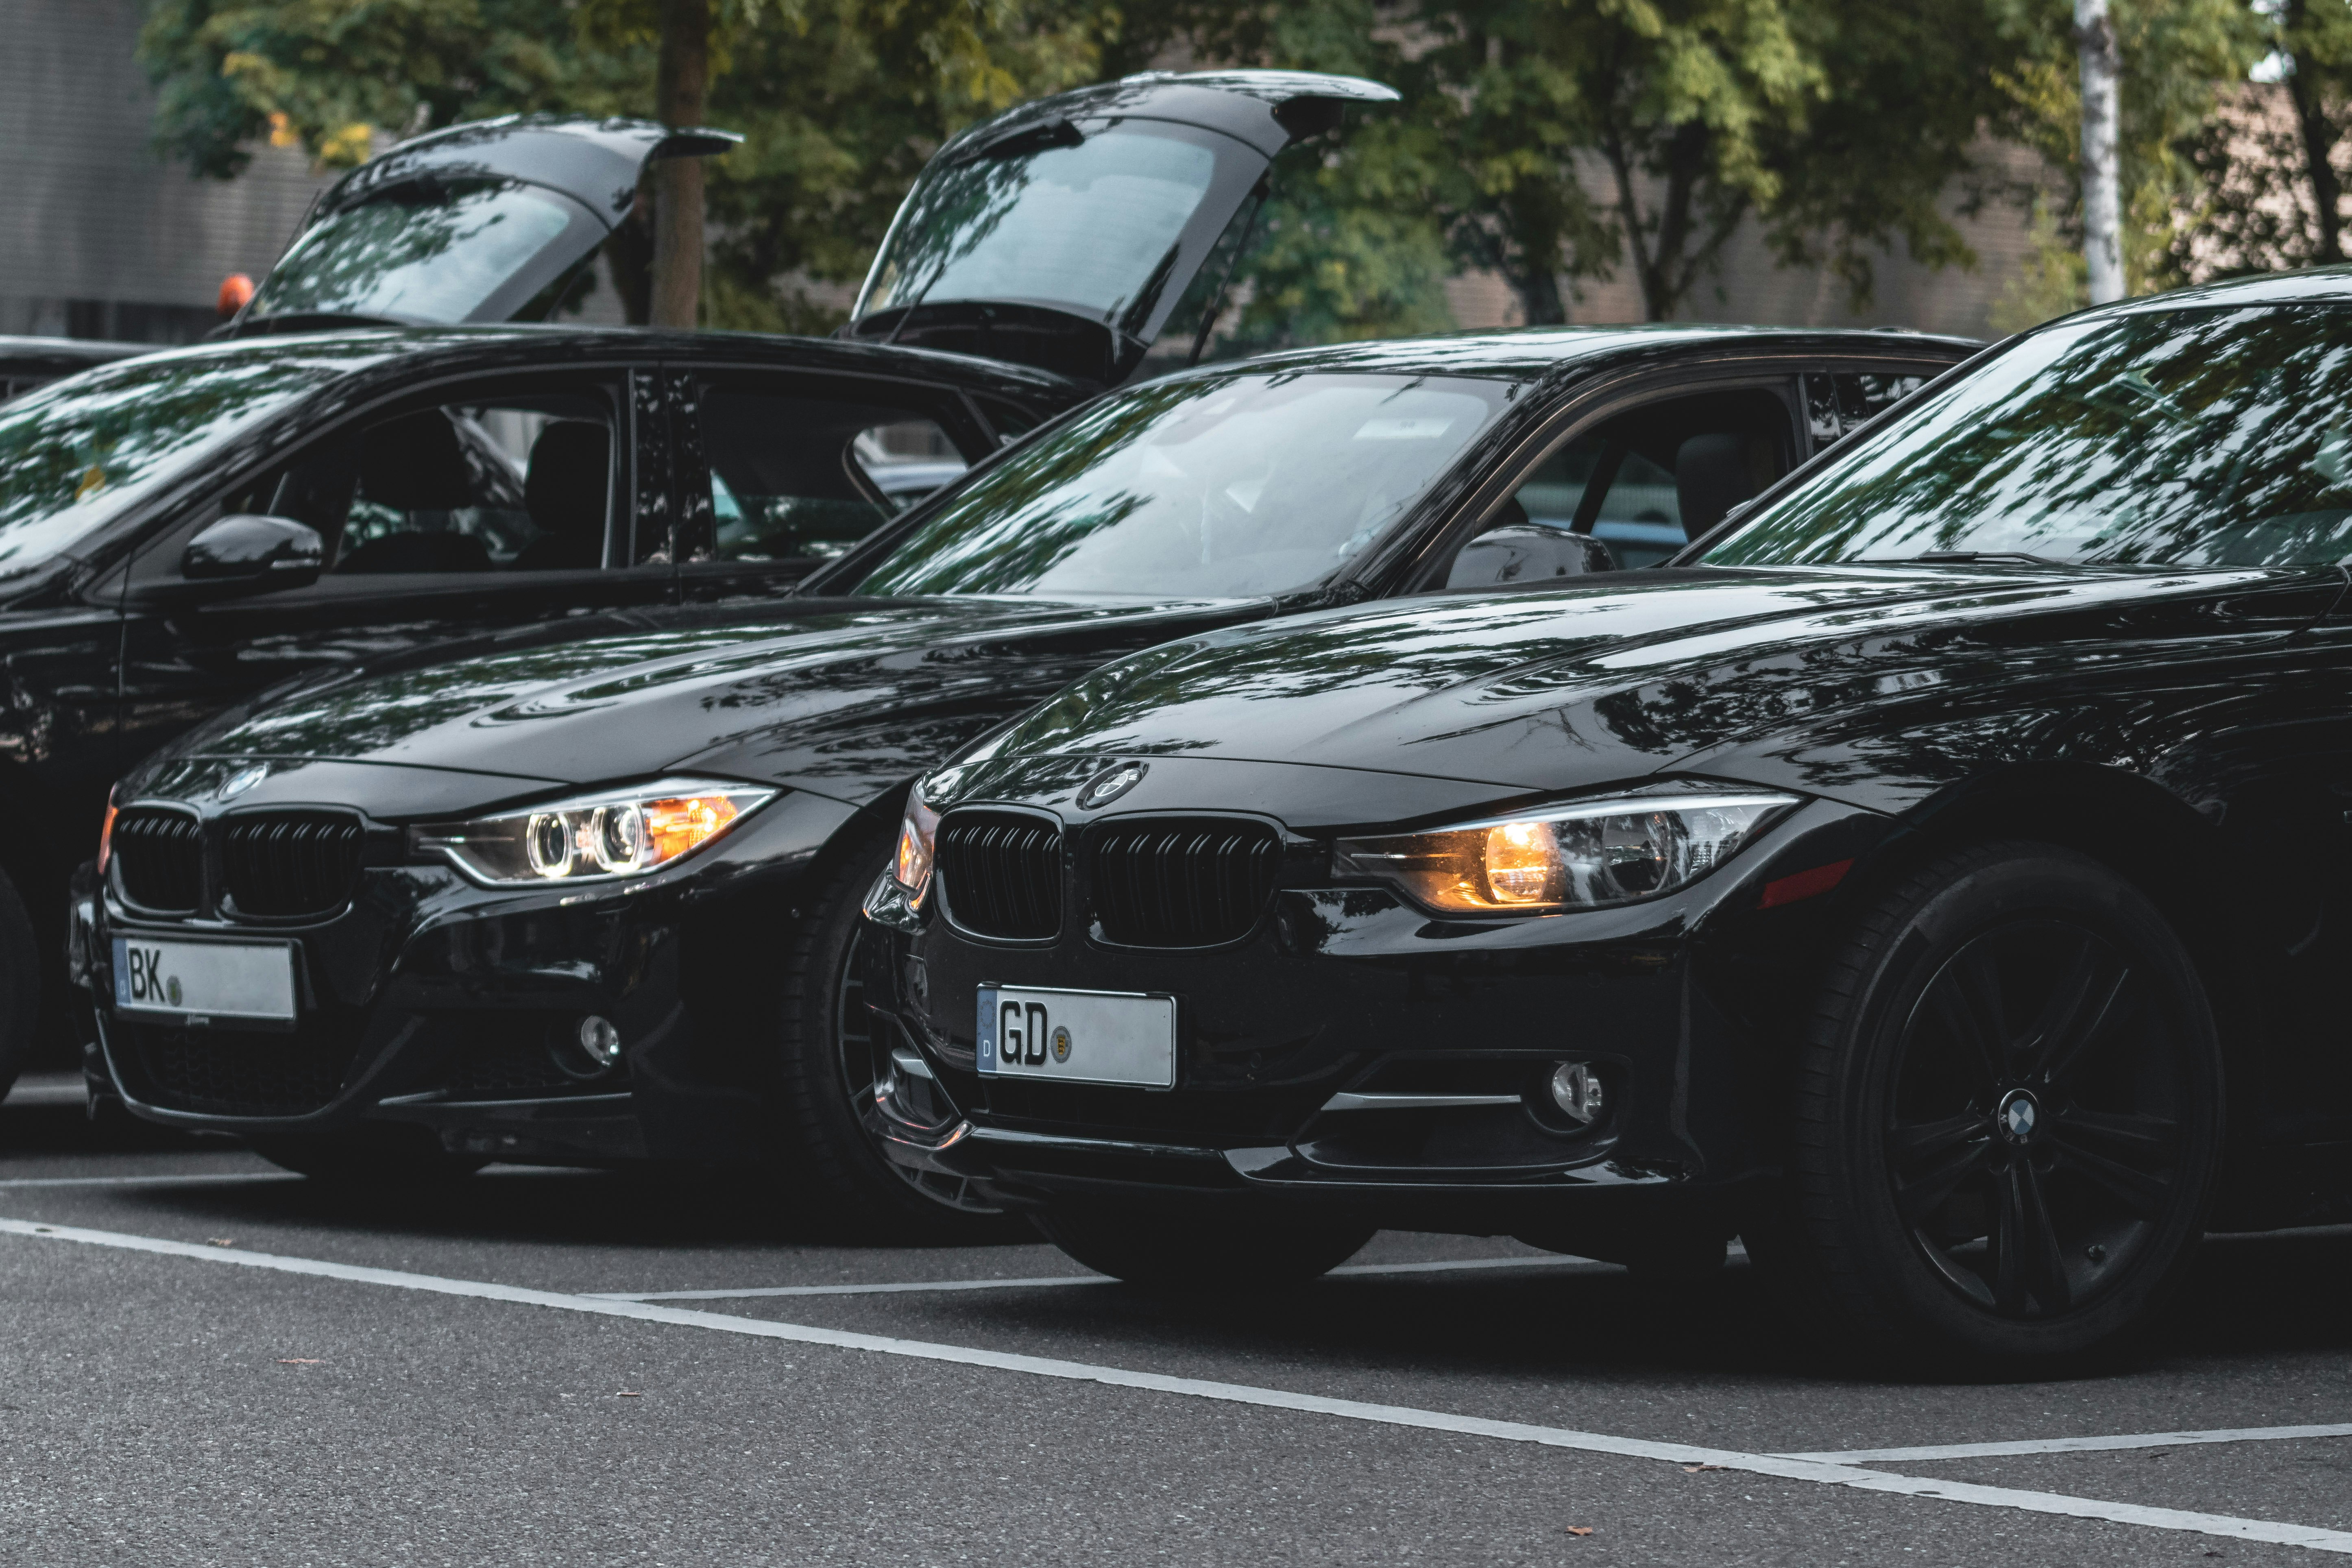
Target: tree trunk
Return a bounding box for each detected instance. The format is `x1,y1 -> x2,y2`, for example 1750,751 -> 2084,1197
2075,0 -> 2125,303
2285,3 -> 2345,264
650,0 -> 711,329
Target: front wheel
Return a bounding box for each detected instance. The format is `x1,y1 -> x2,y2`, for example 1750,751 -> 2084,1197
770,826 -> 1017,1240
1757,841 -> 2225,1366
1034,1204 -> 1378,1289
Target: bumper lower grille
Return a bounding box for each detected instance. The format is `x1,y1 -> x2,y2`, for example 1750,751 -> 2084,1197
124,1023 -> 355,1117
938,811 -> 1062,940
1090,817 -> 1279,947
112,809 -> 202,915
224,812 -> 363,918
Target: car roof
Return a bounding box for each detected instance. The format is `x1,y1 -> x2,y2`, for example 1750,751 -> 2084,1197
1160,323 -> 1985,386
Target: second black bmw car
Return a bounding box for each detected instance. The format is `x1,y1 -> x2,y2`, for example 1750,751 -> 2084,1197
79,319 -> 1968,1232
864,271 -> 2352,1359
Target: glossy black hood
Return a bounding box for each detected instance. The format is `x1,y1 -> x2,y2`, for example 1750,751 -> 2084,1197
946,565 -> 2347,820
129,595 -> 1269,818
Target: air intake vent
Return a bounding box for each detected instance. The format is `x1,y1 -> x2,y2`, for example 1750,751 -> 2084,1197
222,811 -> 364,919
112,808 -> 203,914
937,811 -> 1062,940
1090,817 -> 1279,947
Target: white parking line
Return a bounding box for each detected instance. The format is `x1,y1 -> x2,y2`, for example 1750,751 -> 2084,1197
592,1253 -> 1612,1301
0,1172 -> 298,1189
1783,1423 -> 2352,1464
4,1216 -> 2350,1553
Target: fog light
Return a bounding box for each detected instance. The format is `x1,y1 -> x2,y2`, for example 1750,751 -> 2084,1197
577,1015 -> 623,1067
1549,1061 -> 1604,1124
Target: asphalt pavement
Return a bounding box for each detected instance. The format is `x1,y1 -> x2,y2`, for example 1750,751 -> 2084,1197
4,1072 -> 2348,1566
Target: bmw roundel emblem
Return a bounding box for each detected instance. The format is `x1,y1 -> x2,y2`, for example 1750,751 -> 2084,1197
218,763 -> 269,800
1077,761 -> 1146,810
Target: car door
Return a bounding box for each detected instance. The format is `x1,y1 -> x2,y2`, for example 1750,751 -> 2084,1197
667,366 -> 1002,603
114,364 -> 676,764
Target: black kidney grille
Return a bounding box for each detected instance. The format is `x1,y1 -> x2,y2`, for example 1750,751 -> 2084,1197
1091,818 -> 1280,947
112,808 -> 203,914
938,811 -> 1062,940
223,812 -> 364,918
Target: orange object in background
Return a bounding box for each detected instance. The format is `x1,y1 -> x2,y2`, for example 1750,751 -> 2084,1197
216,273 -> 255,320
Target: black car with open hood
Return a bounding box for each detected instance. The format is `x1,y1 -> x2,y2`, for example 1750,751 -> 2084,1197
74,321 -> 1971,1232
863,271 -> 2352,1362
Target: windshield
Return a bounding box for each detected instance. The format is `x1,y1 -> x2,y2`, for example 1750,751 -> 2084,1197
251,181 -> 581,323
0,347 -> 363,579
857,123 -> 1232,327
1709,304 -> 2352,570
850,371 -> 1513,599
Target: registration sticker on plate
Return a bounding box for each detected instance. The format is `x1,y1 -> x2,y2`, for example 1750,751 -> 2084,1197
112,937 -> 297,1023
977,984 -> 1176,1089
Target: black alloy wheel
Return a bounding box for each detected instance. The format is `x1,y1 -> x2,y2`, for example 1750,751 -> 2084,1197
1756,841 -> 2224,1365
771,825 -> 1014,1239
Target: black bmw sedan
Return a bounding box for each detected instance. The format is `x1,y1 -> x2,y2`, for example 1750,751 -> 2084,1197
8,70 -> 1405,1093
864,270 -> 2352,1360
79,321 -> 1968,1232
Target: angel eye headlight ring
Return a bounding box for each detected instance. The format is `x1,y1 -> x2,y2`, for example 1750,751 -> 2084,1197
412,779 -> 776,887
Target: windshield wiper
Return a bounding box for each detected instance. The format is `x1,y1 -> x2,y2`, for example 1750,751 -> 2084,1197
1867,551 -> 2073,568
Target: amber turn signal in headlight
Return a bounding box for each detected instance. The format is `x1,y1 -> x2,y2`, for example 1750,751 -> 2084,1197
1332,789 -> 1798,914
890,784 -> 942,907
412,778 -> 776,885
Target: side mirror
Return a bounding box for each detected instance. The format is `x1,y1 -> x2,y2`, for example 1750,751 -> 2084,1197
181,514 -> 325,587
1444,523 -> 1617,591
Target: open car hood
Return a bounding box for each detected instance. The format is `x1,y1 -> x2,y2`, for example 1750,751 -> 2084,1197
231,116 -> 739,334
843,70 -> 1398,386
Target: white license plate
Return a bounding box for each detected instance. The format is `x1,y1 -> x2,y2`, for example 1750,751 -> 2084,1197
112,937 -> 297,1022
977,985 -> 1175,1088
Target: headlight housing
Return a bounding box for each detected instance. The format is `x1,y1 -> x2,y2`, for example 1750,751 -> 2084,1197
1332,787 -> 1798,914
413,778 -> 775,886
890,783 -> 942,907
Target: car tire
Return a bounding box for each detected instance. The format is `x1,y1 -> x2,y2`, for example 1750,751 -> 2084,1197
248,1130 -> 489,1186
0,867 -> 41,1104
770,824 -> 1024,1242
1750,840 -> 2225,1367
1033,1204 -> 1378,1289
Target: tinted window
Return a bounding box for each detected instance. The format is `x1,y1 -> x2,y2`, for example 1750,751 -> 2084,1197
859,124 -> 1228,326
0,345 -> 366,581
852,371 -> 1513,600
1712,307 -> 2352,569
698,389 -> 965,563
250,181 -> 578,323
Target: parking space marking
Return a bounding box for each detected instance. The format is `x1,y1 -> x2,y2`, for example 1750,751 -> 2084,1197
591,1254 -> 1612,1301
0,1172 -> 299,1189
8,1217 -> 2352,1553
1783,1424 -> 2352,1464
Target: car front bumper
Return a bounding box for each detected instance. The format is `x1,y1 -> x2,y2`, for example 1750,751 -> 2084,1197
76,789 -> 861,1165
859,784 -> 1894,1243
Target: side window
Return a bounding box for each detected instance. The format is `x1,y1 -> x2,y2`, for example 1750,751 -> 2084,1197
226,380 -> 624,575
1441,388 -> 1796,588
696,384 -> 970,563
1806,371 -> 1926,453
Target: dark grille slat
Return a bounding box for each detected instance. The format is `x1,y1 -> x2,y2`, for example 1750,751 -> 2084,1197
937,811 -> 1062,940
1090,817 -> 1279,948
113,809 -> 203,914
223,811 -> 363,919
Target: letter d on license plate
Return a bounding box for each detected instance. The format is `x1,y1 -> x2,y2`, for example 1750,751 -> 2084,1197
977,984 -> 1175,1089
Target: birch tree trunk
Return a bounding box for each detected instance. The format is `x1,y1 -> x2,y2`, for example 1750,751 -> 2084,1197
2076,0 -> 2126,303
650,0 -> 711,329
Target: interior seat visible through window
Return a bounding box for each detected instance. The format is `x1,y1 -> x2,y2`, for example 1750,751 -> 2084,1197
514,421 -> 611,569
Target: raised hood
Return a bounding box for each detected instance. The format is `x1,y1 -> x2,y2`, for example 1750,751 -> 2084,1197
966,566 -> 2348,805
233,116 -> 740,334
844,70 -> 1398,385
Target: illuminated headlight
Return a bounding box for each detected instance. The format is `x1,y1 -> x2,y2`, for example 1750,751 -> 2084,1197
412,778 -> 775,885
1331,788 -> 1799,914
891,784 -> 942,907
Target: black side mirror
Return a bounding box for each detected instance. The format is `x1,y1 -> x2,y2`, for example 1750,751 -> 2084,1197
181,514 -> 325,587
1444,523 -> 1617,591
